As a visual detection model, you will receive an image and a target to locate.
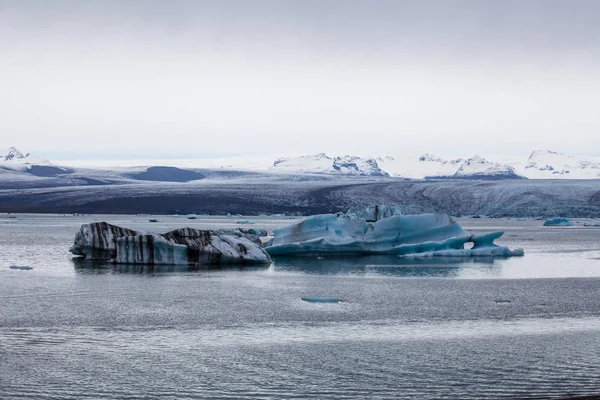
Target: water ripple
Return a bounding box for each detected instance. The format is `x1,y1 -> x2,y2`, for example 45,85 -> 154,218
2,317 -> 600,399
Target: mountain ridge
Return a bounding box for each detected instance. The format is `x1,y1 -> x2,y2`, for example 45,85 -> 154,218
3,146 -> 600,181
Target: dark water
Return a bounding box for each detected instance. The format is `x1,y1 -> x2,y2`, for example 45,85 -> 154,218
2,214 -> 600,399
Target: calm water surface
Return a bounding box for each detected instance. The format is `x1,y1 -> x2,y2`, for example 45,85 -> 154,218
1,214 -> 600,399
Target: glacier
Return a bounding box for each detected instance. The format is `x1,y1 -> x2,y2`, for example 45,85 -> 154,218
70,223 -> 272,265
265,207 -> 523,257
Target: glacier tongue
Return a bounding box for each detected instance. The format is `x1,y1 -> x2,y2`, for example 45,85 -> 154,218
265,206 -> 523,257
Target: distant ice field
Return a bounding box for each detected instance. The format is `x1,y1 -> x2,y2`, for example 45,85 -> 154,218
2,178 -> 600,218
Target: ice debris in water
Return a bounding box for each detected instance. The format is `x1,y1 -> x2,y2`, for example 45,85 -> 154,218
301,296 -> 342,303
9,265 -> 33,270
543,217 -> 573,227
265,205 -> 524,257
70,222 -> 271,265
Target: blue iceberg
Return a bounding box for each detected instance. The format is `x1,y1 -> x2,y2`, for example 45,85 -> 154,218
543,217 -> 573,227
265,206 -> 523,257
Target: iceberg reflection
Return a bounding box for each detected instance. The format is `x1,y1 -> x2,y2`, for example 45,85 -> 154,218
71,258 -> 271,274
272,255 -> 503,278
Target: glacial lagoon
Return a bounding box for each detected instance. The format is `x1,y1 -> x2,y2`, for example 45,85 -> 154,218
1,213 -> 600,399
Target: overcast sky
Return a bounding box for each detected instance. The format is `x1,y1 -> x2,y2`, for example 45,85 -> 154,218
1,0 -> 599,160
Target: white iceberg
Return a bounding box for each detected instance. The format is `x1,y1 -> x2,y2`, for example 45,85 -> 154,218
265,207 -> 523,257
70,223 -> 271,265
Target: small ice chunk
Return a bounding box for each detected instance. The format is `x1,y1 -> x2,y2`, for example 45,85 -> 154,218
9,265 -> 33,270
301,296 -> 342,303
543,217 -> 573,226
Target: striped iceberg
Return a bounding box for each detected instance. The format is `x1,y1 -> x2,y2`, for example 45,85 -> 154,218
70,223 -> 271,265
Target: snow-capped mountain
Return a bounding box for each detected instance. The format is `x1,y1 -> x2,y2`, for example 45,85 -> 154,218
269,153 -> 520,179
271,153 -> 389,176
0,147 -> 73,185
376,154 -> 456,178
380,150 -> 600,179
2,145 -> 600,186
452,155 -> 523,179
0,146 -> 49,166
377,154 -> 523,179
515,150 -> 600,179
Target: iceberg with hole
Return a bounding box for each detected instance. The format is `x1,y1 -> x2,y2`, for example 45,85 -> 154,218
70,222 -> 271,265
264,206 -> 523,257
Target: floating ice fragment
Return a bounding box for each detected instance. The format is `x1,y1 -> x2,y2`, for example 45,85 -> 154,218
301,296 -> 342,303
9,265 -> 33,270
543,217 -> 573,226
